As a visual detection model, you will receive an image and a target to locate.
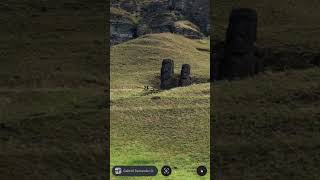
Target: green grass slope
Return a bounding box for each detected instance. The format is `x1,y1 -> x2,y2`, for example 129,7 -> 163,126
213,0 -> 320,179
111,33 -> 210,89
213,68 -> 320,180
110,33 -> 210,179
0,1 -> 107,179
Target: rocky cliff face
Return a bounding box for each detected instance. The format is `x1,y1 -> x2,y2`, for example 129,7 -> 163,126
110,7 -> 137,45
110,0 -> 209,45
168,0 -> 210,35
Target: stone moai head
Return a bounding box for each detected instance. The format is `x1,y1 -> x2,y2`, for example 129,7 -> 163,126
179,64 -> 191,86
161,58 -> 174,80
180,64 -> 190,77
160,58 -> 175,89
226,8 -> 257,54
168,0 -> 176,10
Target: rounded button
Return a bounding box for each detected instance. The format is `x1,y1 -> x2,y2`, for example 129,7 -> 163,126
197,166 -> 207,176
161,166 -> 172,176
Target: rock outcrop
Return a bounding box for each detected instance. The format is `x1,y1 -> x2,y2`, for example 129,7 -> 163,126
110,7 -> 137,45
119,0 -> 140,14
138,1 -> 177,35
168,0 -> 210,35
174,21 -> 204,39
110,0 -> 210,44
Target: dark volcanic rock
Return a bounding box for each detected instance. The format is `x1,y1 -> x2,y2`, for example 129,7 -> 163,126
119,0 -> 140,14
160,59 -> 176,89
187,0 -> 210,35
173,21 -> 204,39
179,64 -> 192,86
138,1 -> 176,36
168,0 -> 210,35
110,0 -> 210,44
110,7 -> 137,45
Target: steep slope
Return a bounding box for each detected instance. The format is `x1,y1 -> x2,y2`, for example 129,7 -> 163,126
111,33 -> 210,88
110,33 -> 210,179
0,0 -> 107,179
212,68 -> 320,180
212,1 -> 320,179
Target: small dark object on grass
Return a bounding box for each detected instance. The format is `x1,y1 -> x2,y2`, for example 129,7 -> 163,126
151,96 -> 161,100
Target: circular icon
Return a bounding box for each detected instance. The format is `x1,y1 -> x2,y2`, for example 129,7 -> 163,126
197,166 -> 207,176
161,166 -> 172,176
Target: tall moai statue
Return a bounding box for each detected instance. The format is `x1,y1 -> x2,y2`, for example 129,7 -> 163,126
221,8 -> 262,79
179,64 -> 191,86
226,8 -> 257,53
168,0 -> 176,10
160,59 -> 175,89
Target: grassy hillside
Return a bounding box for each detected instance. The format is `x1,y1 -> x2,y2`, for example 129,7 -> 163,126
212,68 -> 320,180
213,0 -> 320,179
110,33 -> 210,179
0,0 -> 107,179
111,33 -> 210,89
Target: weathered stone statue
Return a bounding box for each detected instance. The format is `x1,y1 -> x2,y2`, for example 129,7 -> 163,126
211,41 -> 225,81
168,0 -> 176,10
221,8 -> 262,80
179,64 -> 191,86
226,8 -> 257,54
160,59 -> 175,89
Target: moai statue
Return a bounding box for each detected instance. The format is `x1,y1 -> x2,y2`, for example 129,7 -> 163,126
211,41 -> 226,81
160,59 -> 175,89
226,8 -> 257,54
223,8 -> 261,80
168,0 -> 176,10
179,64 -> 191,86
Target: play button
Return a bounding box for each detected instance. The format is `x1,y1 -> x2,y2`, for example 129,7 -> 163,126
197,166 -> 207,176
